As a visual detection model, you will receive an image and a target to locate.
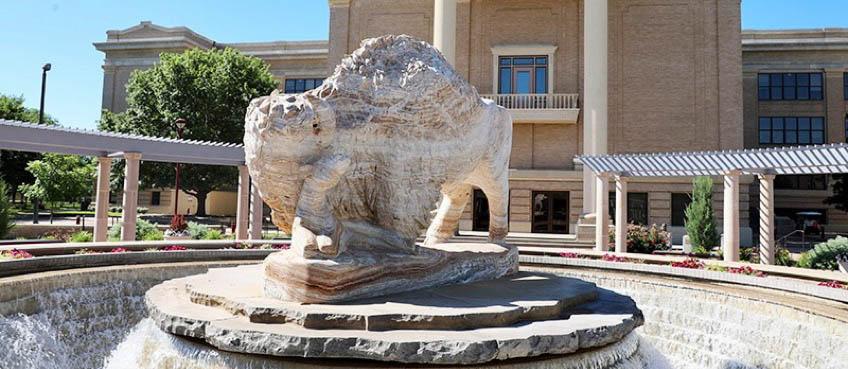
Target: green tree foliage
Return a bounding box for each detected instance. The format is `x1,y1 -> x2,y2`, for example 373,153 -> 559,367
99,48 -> 277,216
20,154 -> 96,210
0,180 -> 14,239
825,174 -> 848,212
797,236 -> 848,270
685,177 -> 720,251
0,94 -> 57,202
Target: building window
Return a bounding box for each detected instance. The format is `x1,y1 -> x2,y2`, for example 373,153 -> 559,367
845,114 -> 848,142
671,193 -> 691,227
151,191 -> 161,206
844,73 -> 848,100
758,117 -> 825,145
532,191 -> 569,234
608,192 -> 649,226
498,56 -> 548,94
775,175 -> 828,191
283,78 -> 324,94
758,72 -> 823,101
472,189 -> 489,232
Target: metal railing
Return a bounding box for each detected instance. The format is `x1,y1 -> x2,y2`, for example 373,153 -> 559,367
480,93 -> 579,110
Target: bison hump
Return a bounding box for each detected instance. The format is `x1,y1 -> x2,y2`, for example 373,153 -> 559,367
320,35 -> 483,129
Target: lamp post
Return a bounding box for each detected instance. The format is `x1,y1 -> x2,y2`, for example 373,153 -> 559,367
33,63 -> 51,224
173,118 -> 187,215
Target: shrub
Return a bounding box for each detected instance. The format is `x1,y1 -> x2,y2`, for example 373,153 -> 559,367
137,207 -> 149,214
0,180 -> 14,239
775,248 -> 794,267
685,177 -> 720,251
202,229 -> 224,240
740,247 -> 758,263
186,221 -> 213,239
609,224 -> 670,254
69,231 -> 93,243
108,219 -> 163,241
797,236 -> 848,270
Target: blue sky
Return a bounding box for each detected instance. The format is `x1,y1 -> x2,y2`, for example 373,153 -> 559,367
1,0 -> 846,130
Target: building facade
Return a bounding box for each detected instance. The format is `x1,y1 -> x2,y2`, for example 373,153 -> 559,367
95,0 -> 848,241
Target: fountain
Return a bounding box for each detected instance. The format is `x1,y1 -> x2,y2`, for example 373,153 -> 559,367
144,35 -> 645,366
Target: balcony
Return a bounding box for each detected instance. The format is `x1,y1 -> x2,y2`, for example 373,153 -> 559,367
481,93 -> 580,124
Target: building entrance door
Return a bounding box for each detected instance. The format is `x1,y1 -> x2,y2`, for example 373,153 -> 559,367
472,189 -> 489,232
532,191 -> 569,234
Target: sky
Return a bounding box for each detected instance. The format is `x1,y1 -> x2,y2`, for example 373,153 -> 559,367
1,0 -> 847,130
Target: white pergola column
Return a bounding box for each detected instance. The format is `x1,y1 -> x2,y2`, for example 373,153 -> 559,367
614,175 -> 628,253
93,157 -> 112,242
595,172 -> 610,251
249,180 -> 263,240
120,152 -> 142,241
758,173 -> 776,265
433,0 -> 457,65
723,170 -> 741,262
235,165 -> 250,240
582,0 -> 609,214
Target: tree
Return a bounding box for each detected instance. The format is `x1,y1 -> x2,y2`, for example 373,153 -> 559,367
98,48 -> 277,216
0,180 -> 13,239
20,154 -> 96,210
825,174 -> 848,212
0,94 -> 57,203
684,176 -> 720,251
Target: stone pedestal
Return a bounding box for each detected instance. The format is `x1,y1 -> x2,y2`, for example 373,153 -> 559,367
264,243 -> 518,303
146,266 -> 643,365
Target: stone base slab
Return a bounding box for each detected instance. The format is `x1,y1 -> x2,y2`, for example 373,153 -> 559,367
146,270 -> 644,365
263,242 -> 518,303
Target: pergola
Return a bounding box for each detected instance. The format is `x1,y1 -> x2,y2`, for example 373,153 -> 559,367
0,119 -> 262,242
577,143 -> 848,264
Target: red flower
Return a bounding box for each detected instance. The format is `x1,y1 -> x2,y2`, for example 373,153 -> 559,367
671,258 -> 704,269
818,280 -> 846,289
559,252 -> 579,258
162,245 -> 187,251
728,266 -> 766,277
602,253 -> 627,263
9,249 -> 34,259
110,247 -> 129,253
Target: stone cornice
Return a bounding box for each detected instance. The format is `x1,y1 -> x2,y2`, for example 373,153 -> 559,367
328,0 -> 351,7
743,28 -> 848,52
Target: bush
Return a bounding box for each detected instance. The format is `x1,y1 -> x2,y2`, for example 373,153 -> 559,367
775,248 -> 794,267
108,219 -> 163,241
202,229 -> 224,240
609,223 -> 670,254
797,236 -> 848,270
69,231 -> 93,243
186,221 -> 211,240
0,180 -> 14,239
685,177 -> 720,251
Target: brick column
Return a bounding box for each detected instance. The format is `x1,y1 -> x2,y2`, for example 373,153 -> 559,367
433,0 -> 457,65
120,153 -> 142,241
723,170 -> 741,262
614,175 -> 628,253
582,0 -> 609,214
249,180 -> 263,240
758,174 -> 776,265
93,157 -> 112,242
595,172 -> 610,251
235,166 -> 250,240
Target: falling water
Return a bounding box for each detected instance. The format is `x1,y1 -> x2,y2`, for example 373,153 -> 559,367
0,265 -> 846,369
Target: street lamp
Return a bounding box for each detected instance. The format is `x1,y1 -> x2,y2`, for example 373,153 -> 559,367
33,63 -> 51,224
173,118 -> 187,215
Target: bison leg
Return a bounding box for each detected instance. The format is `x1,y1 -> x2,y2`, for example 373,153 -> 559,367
423,184 -> 471,247
472,164 -> 509,245
293,154 -> 351,258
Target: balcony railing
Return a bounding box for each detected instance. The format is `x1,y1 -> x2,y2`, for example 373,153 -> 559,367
480,93 -> 579,110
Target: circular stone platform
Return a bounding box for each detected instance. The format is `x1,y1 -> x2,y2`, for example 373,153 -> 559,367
146,265 -> 643,365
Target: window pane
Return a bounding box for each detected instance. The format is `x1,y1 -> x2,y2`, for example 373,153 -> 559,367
535,57 -> 547,65
295,79 -> 305,91
513,57 -> 533,65
811,73 -> 823,86
628,193 -> 649,225
812,117 -> 824,130
798,73 -> 810,86
785,117 -> 797,130
798,176 -> 813,189
499,57 -> 511,65
758,74 -> 770,87
284,80 -> 295,93
772,130 -> 784,144
783,73 -> 796,87
799,130 -> 811,144
785,130 -> 797,144
811,87 -> 823,100
498,67 -> 511,94
799,117 -> 811,130
812,131 -> 824,144
671,193 -> 691,227
812,175 -> 827,190
515,70 -> 532,94
783,86 -> 796,100
759,130 -> 771,144
770,74 -> 783,86
535,67 -> 547,93
797,86 -> 810,100
772,117 -> 784,130
759,117 -> 771,130
759,87 -> 770,100
305,79 -> 315,90
771,87 -> 783,100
